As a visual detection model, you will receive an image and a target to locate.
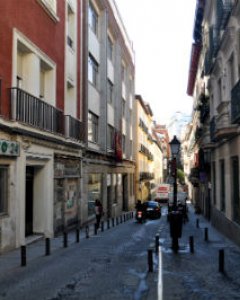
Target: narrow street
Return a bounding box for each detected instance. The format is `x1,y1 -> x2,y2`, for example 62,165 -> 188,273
0,205 -> 240,300
0,214 -> 160,300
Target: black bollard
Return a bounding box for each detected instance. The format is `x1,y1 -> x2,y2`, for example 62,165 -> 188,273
107,219 -> 110,229
189,236 -> 194,253
124,214 -> 126,222
148,248 -> 153,272
219,249 -> 224,273
101,221 -> 104,232
120,215 -> 123,223
45,238 -> 51,256
76,228 -> 80,243
196,218 -> 199,228
63,231 -> 68,248
85,225 -> 89,239
155,234 -> 160,254
204,227 -> 208,241
116,217 -> 119,225
112,218 -> 115,227
94,223 -> 98,235
21,245 -> 26,267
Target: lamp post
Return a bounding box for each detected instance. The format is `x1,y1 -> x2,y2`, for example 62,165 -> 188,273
169,135 -> 181,210
169,135 -> 182,252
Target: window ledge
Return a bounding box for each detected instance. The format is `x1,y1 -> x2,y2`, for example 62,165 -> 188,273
36,0 -> 60,23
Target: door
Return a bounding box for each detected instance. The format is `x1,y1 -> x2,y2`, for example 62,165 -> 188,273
25,166 -> 34,236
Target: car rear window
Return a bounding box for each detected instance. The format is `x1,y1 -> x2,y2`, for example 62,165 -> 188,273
147,201 -> 158,208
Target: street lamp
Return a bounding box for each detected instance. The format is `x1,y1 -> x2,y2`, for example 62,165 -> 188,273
169,135 -> 181,210
169,135 -> 182,252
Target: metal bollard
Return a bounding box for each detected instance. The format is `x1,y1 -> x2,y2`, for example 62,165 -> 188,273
112,218 -> 115,227
94,223 -> 98,235
116,217 -> 119,225
204,227 -> 208,241
76,228 -> 80,243
148,248 -> 153,272
189,236 -> 194,253
101,221 -> 104,232
107,219 -> 110,229
155,234 -> 160,254
124,214 -> 126,222
45,238 -> 51,256
63,231 -> 68,248
21,245 -> 26,267
85,225 -> 89,239
120,215 -> 123,223
219,249 -> 224,273
196,218 -> 199,228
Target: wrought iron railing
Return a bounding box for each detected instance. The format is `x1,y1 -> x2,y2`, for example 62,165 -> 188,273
139,172 -> 154,181
11,88 -> 64,135
231,79 -> 240,124
65,115 -> 84,141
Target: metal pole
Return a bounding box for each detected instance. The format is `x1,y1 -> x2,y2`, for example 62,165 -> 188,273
173,157 -> 177,210
189,236 -> 194,253
45,238 -> 50,256
219,249 -> 224,273
63,231 -> 68,248
76,228 -> 80,243
148,248 -> 153,272
21,245 -> 26,267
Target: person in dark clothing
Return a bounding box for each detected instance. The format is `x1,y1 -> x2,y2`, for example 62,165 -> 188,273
95,199 -> 103,229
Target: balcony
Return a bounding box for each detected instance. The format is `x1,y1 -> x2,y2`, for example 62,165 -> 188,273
231,79 -> 240,124
139,172 -> 154,181
11,88 -> 64,135
65,115 -> 84,141
10,88 -> 84,142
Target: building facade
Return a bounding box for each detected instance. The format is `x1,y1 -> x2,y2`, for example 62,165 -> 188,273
81,0 -> 135,222
0,0 -> 85,252
187,0 -> 240,246
134,95 -> 155,202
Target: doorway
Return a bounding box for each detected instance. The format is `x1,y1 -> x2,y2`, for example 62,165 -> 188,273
25,166 -> 34,236
122,174 -> 128,211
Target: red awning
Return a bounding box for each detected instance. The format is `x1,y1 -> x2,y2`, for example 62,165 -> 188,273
187,43 -> 202,96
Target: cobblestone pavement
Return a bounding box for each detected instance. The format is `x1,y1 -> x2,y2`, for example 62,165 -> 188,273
0,213 -> 160,300
0,207 -> 240,300
146,204 -> 240,300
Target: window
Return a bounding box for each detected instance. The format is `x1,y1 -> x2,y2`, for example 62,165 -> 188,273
88,55 -> 98,87
121,64 -> 126,82
88,3 -> 98,35
107,80 -> 113,104
122,134 -> 126,154
232,156 -> 240,223
122,99 -> 125,117
212,161 -> 216,205
67,4 -> 75,49
107,125 -> 114,150
107,36 -> 113,61
0,166 -> 8,214
220,159 -> 225,212
88,112 -> 98,143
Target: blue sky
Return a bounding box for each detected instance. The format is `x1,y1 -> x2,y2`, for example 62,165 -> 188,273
115,0 -> 196,124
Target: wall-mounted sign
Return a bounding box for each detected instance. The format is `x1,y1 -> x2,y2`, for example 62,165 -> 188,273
0,139 -> 20,157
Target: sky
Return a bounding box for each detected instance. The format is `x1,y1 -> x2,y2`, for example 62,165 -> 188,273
114,0 -> 196,124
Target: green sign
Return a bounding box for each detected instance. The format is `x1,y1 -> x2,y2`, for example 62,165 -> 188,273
0,140 -> 20,156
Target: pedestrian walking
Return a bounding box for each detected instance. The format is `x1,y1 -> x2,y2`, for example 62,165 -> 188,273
95,199 -> 103,229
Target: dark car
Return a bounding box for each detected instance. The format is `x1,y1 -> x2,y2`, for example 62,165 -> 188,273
144,201 -> 161,219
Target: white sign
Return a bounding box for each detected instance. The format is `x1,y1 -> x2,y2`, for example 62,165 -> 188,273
0,139 -> 20,156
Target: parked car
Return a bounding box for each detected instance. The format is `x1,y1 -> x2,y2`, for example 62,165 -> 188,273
143,201 -> 161,219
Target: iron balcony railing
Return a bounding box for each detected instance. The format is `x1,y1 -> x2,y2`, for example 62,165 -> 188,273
231,79 -> 240,124
139,172 -> 154,181
65,115 -> 84,141
11,88 -> 64,135
210,116 -> 216,142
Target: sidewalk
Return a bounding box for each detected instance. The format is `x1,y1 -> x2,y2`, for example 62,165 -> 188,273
0,213 -> 133,274
145,204 -> 240,300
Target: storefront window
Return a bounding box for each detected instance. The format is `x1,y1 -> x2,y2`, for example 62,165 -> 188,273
0,166 -> 8,214
88,174 -> 102,216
